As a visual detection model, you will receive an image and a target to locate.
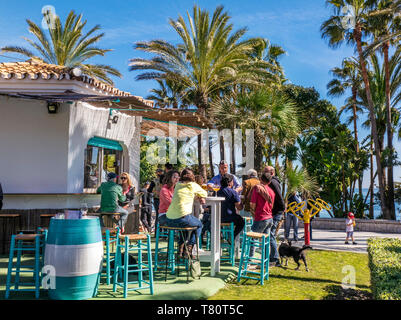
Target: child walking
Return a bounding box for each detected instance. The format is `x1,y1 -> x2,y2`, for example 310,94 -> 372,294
345,212 -> 357,245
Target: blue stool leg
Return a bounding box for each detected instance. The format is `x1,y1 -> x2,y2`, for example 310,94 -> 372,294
15,238 -> 22,290
5,235 -> 16,299
123,238 -> 129,298
237,232 -> 247,282
265,235 -> 270,281
230,223 -> 235,266
112,236 -> 121,292
154,224 -> 160,271
138,240 -> 143,288
147,235 -> 154,295
169,230 -> 175,274
260,236 -> 265,285
34,235 -> 40,298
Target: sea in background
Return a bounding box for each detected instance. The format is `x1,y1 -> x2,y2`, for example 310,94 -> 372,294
319,188 -> 401,221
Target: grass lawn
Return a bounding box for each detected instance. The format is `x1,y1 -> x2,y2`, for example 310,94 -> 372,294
209,249 -> 373,300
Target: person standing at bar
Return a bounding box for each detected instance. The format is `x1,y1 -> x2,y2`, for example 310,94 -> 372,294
254,166 -> 285,267
149,168 -> 164,234
207,160 -> 242,193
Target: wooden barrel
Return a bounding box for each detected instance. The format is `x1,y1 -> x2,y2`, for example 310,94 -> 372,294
44,217 -> 103,300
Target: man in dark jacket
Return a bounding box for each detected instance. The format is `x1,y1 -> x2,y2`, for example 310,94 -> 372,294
255,166 -> 285,266
140,182 -> 153,233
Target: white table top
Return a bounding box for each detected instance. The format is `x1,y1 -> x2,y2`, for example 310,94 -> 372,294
205,196 -> 225,202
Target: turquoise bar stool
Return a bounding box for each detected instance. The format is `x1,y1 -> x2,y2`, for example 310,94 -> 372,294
162,226 -> 198,283
237,231 -> 270,285
101,227 -> 120,285
5,233 -> 45,299
239,217 -> 253,245
112,234 -> 154,298
153,224 -> 170,271
221,222 -> 235,266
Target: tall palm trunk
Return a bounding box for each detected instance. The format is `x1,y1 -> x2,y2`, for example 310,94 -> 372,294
354,24 -> 388,219
351,86 -> 363,198
369,136 -> 374,219
383,42 -> 396,220
231,127 -> 236,175
209,135 -> 215,177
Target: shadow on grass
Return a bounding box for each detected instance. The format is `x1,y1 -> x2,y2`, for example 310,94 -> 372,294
322,284 -> 373,300
235,272 -> 370,290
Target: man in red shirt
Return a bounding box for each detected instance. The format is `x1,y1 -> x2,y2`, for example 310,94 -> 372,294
249,172 -> 275,257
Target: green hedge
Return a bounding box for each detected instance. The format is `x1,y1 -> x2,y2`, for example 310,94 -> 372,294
367,238 -> 401,300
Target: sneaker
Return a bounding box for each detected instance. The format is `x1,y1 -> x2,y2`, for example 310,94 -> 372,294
352,242 -> 357,245
345,241 -> 349,244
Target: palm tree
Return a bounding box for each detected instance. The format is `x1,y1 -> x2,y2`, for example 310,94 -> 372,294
327,57 -> 364,196
210,87 -> 300,172
363,0 -> 401,218
129,5 -> 274,178
146,79 -> 189,108
321,0 -> 390,219
1,10 -> 121,85
359,54 -> 401,208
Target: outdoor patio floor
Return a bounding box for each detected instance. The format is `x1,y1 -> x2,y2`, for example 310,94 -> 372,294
0,237 -> 238,300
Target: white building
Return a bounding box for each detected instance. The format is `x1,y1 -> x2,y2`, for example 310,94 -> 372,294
0,59 -> 151,212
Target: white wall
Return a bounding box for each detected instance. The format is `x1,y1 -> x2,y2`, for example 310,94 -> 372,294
0,96 -> 70,193
0,96 -> 141,209
67,102 -> 140,193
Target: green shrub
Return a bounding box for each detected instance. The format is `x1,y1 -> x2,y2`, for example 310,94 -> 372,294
367,238 -> 401,300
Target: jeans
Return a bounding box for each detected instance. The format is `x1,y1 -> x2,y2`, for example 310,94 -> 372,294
269,213 -> 283,262
153,198 -> 160,233
100,206 -> 129,228
158,213 -> 167,226
249,218 -> 273,257
222,214 -> 245,240
165,214 -> 203,246
141,206 -> 152,232
285,213 -> 299,240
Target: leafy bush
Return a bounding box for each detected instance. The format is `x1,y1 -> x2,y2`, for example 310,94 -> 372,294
367,238 -> 401,300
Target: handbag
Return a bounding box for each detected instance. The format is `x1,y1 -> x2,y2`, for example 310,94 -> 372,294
187,244 -> 201,279
190,259 -> 201,279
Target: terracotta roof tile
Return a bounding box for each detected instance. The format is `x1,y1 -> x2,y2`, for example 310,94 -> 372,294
0,58 -> 133,97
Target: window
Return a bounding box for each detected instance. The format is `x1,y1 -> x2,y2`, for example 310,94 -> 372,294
84,137 -> 124,191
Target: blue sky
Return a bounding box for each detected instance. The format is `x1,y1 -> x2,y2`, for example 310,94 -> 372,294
0,0 -> 400,185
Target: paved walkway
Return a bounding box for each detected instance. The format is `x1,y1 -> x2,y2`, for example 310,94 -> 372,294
277,228 -> 401,253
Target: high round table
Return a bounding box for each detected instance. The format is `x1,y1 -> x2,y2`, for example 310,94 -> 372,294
199,196 -> 225,276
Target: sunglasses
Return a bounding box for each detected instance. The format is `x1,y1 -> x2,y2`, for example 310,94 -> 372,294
120,177 -> 127,180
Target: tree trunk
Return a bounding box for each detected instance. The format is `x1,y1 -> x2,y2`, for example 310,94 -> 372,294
383,42 -> 396,220
197,133 -> 207,180
369,137 -> 374,219
352,86 -> 363,198
208,135 -> 215,178
231,127 -> 236,175
354,25 -> 388,219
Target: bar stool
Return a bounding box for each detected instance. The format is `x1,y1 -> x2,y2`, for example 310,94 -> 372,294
221,222 -> 235,266
239,217 -> 253,245
101,227 -> 120,285
237,231 -> 270,285
112,234 -> 154,298
161,226 -> 199,283
5,233 -> 45,299
154,224 -> 170,271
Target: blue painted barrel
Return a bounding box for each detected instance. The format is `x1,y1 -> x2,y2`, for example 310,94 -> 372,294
44,217 -> 103,300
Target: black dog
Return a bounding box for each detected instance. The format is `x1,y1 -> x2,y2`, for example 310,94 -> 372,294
278,241 -> 312,272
